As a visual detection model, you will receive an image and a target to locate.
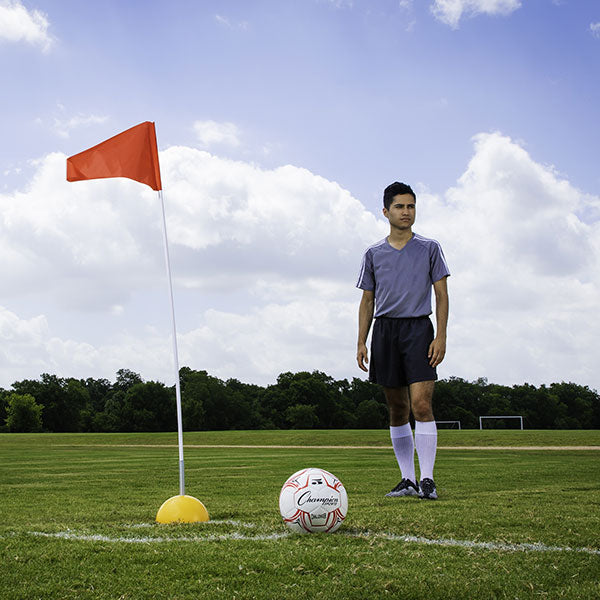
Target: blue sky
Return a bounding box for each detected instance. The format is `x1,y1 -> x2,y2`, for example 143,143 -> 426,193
1,0 -> 600,391
4,0 -> 599,205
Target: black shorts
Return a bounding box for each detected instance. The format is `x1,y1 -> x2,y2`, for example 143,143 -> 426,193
369,316 -> 437,388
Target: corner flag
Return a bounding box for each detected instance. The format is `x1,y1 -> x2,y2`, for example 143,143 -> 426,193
66,123 -> 208,521
66,121 -> 162,191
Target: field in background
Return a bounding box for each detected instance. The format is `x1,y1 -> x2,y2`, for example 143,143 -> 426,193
1,430 -> 599,599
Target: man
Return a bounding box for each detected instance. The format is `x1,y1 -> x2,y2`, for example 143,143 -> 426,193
356,182 -> 450,500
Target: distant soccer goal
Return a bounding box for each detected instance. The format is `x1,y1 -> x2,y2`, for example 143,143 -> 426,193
436,420 -> 461,429
479,415 -> 523,430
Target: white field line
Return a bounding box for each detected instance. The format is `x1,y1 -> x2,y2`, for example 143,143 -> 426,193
53,444 -> 600,451
26,529 -> 600,556
29,530 -> 288,543
125,520 -> 255,529
345,531 -> 600,556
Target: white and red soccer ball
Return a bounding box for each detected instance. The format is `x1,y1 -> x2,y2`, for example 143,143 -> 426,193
279,468 -> 348,533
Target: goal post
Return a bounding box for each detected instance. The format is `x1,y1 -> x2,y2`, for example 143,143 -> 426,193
479,415 -> 523,430
435,420 -> 461,430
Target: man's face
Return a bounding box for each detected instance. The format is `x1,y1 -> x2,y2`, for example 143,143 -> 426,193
383,193 -> 416,230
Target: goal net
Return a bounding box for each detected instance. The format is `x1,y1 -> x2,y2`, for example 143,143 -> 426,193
479,415 -> 523,430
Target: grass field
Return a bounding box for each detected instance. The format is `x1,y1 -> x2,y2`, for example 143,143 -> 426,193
1,429 -> 599,599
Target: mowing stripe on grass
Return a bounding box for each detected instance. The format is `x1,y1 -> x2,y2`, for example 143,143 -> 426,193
26,529 -> 600,556
54,444 -> 600,451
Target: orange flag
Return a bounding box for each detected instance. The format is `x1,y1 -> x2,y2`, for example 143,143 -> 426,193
67,121 -> 162,191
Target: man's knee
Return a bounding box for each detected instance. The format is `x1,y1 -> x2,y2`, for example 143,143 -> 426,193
409,381 -> 435,422
384,387 -> 410,424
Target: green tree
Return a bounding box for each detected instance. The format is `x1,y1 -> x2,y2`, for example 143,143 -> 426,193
122,381 -> 176,432
355,398 -> 388,429
285,404 -> 319,429
12,374 -> 88,432
114,369 -> 143,391
181,371 -> 207,431
5,393 -> 43,432
0,389 -> 9,433
93,394 -> 125,432
550,382 -> 599,429
84,377 -> 113,414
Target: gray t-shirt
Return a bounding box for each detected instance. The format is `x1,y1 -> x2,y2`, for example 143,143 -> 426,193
356,233 -> 450,318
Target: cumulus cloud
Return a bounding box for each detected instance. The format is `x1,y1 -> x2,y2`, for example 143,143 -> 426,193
0,305 -> 176,384
431,0 -> 521,28
193,120 -> 242,148
417,132 -> 599,387
0,152 -> 160,310
178,298 -> 357,383
590,22 -> 600,38
1,134 -> 599,390
0,145 -> 384,386
0,0 -> 53,51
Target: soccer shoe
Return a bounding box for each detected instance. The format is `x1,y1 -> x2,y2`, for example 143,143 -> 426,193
418,478 -> 438,500
385,478 -> 419,497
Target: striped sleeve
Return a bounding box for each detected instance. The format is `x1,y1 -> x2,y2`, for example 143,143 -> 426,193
356,249 -> 375,290
430,240 -> 450,282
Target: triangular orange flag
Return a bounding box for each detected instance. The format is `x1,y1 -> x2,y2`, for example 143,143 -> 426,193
67,121 -> 162,191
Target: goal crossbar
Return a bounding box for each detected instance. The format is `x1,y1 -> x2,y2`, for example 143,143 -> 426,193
436,420 -> 461,429
479,415 -> 523,430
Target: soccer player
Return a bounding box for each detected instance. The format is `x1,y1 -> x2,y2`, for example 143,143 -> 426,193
356,182 -> 450,500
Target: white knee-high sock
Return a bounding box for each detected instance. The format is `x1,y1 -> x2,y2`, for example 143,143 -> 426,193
415,420 -> 437,481
390,424 -> 416,484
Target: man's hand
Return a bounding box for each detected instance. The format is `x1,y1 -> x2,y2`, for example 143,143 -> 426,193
428,336 -> 446,368
357,342 -> 369,372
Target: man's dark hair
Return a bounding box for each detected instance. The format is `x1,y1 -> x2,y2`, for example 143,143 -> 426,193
383,182 -> 416,209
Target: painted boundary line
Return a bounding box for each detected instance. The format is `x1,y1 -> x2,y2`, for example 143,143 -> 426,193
26,529 -> 600,556
346,532 -> 600,556
53,444 -> 600,451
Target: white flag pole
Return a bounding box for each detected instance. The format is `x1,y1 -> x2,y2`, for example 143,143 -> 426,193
158,189 -> 185,497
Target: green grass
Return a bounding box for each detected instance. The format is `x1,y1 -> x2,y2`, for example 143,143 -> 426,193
1,430 -> 599,599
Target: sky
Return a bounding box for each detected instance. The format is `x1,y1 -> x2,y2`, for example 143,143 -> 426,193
1,0 -> 599,392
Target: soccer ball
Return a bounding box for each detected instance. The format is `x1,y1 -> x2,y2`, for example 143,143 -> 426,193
279,468 -> 348,533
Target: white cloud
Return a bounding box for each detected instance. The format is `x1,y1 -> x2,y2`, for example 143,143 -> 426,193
35,105 -> 109,138
417,132 -> 600,387
0,305 -> 174,384
52,113 -> 109,139
0,145 -> 384,386
0,0 -> 53,51
590,22 -> 600,38
318,0 -> 353,8
179,298 -> 356,383
214,14 -> 248,30
0,152 -> 159,310
1,134 -> 599,390
193,120 -> 242,148
431,0 -> 521,28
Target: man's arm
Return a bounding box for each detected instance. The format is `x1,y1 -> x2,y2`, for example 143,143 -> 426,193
357,289 -> 375,372
429,276 -> 449,368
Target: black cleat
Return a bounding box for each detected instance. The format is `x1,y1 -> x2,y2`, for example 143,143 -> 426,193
385,478 -> 419,497
418,478 -> 438,499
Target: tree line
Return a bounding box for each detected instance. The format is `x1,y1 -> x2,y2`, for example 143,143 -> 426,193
1,368 -> 598,433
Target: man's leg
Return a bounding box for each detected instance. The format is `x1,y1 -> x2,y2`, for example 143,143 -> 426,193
384,386 -> 410,426
384,387 -> 418,495
409,381 -> 438,498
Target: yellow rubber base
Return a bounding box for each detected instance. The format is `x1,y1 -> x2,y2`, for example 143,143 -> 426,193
156,495 -> 209,524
